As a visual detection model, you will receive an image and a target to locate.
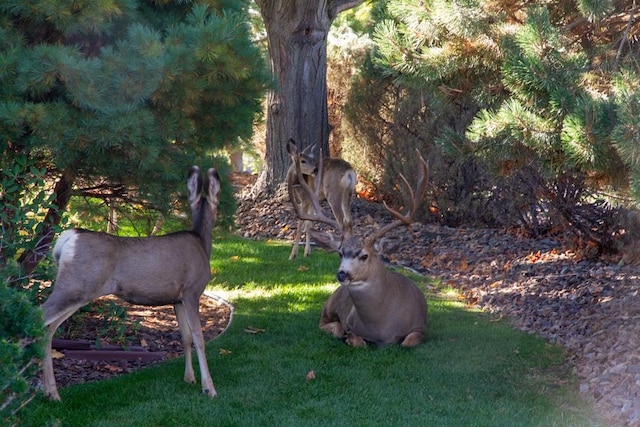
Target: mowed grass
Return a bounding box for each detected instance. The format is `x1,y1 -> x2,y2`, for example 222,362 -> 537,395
21,234 -> 602,427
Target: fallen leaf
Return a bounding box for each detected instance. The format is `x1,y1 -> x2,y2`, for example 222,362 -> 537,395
51,349 -> 65,359
298,265 -> 308,272
105,365 -> 123,373
244,326 -> 265,334
230,255 -> 240,261
140,338 -> 148,348
306,370 -> 316,381
219,348 -> 232,356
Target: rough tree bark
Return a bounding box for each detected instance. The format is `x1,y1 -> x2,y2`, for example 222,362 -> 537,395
255,0 -> 364,191
17,170 -> 75,277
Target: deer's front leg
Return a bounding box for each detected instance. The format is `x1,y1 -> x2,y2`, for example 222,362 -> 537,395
320,320 -> 344,338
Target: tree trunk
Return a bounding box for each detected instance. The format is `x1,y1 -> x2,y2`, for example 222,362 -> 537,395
255,0 -> 364,191
17,170 -> 75,277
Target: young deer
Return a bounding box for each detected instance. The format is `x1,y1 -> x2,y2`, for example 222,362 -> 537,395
41,166 -> 220,401
286,139 -> 357,260
290,151 -> 428,347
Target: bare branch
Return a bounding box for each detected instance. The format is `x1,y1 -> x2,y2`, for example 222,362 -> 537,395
331,0 -> 365,17
615,3 -> 637,68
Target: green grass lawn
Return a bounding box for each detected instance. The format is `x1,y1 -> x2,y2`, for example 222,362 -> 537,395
21,234 -> 602,426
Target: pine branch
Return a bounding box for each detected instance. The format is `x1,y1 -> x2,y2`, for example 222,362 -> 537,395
615,2 -> 637,68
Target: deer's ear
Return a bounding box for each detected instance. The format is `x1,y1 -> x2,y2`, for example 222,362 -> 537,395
206,168 -> 221,204
287,139 -> 298,155
310,230 -> 342,252
373,236 -> 400,255
187,166 -> 202,206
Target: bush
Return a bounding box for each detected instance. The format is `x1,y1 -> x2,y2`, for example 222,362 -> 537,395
0,279 -> 45,424
1,155 -> 52,422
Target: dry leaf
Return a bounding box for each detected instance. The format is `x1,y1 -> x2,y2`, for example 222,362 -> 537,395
306,370 -> 316,381
51,349 -> 65,359
244,326 -> 265,334
219,348 -> 232,355
140,338 -> 148,348
230,255 -> 240,261
297,265 -> 308,272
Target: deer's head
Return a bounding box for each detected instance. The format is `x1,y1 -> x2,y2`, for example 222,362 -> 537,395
287,138 -> 319,177
301,150 -> 429,286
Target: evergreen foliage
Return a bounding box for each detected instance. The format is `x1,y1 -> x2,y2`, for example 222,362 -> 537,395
0,280 -> 44,424
342,0 -> 640,237
1,0 -> 269,211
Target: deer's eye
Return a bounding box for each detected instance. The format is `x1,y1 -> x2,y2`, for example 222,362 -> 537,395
359,254 -> 368,261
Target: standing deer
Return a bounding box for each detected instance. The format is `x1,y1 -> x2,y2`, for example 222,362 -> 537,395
41,166 -> 220,401
290,151 -> 428,347
286,138 -> 357,260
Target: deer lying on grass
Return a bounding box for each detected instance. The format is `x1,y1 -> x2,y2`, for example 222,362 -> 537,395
41,166 -> 220,401
286,138 -> 357,260
290,151 -> 428,347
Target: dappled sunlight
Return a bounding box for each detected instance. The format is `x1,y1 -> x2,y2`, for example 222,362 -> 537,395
206,283 -> 337,314
520,248 -> 575,265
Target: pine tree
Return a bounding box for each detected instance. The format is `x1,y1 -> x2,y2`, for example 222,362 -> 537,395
0,0 -> 270,275
349,0 -> 640,226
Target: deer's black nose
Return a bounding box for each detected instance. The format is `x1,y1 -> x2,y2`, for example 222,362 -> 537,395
337,271 -> 351,283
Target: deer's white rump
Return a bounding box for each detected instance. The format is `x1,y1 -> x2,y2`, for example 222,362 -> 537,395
41,166 -> 220,401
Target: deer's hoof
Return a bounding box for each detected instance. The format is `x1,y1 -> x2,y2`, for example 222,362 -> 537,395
400,331 -> 425,347
45,391 -> 62,401
346,332 -> 366,347
320,321 -> 344,338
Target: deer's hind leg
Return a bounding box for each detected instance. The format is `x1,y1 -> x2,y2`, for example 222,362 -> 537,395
181,296 -> 216,397
42,296 -> 93,400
